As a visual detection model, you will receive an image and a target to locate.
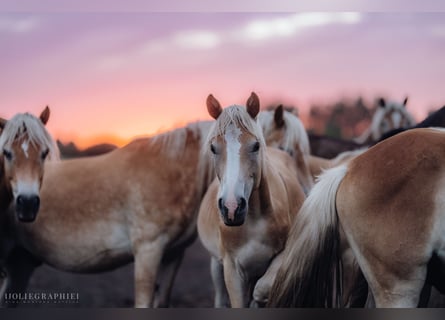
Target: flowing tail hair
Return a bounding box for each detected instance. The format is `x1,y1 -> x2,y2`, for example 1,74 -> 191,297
268,164 -> 348,307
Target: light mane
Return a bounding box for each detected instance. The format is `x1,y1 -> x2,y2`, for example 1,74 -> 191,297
370,101 -> 415,138
149,120 -> 213,158
355,100 -> 416,144
0,113 -> 59,161
206,105 -> 266,149
258,109 -> 311,156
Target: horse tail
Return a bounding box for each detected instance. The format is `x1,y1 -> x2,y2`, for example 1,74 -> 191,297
268,164 -> 348,307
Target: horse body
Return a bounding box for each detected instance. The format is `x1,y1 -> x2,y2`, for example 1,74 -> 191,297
198,93 -> 305,307
4,121 -> 214,307
269,128 -> 445,308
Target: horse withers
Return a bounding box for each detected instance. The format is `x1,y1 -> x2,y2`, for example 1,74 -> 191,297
198,93 -> 305,307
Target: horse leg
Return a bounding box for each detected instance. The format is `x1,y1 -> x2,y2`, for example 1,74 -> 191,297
223,258 -> 249,308
363,262 -> 426,307
252,251 -> 285,307
133,237 -> 167,308
1,247 -> 41,307
211,257 -> 230,307
153,250 -> 185,308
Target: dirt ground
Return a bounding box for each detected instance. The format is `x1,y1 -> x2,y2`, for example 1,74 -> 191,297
23,239 -> 214,308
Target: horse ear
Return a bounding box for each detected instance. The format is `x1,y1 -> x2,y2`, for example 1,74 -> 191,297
40,106 -> 50,125
206,94 -> 223,120
246,92 -> 260,119
378,98 -> 386,108
274,105 -> 285,128
403,96 -> 408,107
0,118 -> 6,130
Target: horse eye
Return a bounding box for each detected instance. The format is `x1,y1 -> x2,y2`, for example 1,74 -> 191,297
251,142 -> 260,153
41,149 -> 49,160
3,149 -> 12,161
210,144 -> 217,155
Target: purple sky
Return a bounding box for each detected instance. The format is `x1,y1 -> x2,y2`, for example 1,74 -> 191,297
1,10 -> 445,146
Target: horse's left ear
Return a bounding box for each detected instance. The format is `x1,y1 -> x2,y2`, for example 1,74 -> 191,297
403,96 -> 408,107
0,118 -> 6,130
39,106 -> 50,125
246,92 -> 260,119
274,105 -> 285,128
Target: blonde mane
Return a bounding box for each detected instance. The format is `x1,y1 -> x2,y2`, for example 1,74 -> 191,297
258,109 -> 311,156
0,113 -> 59,161
149,120 -> 213,158
206,105 -> 266,149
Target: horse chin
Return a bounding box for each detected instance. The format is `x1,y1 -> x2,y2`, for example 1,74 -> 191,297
16,211 -> 38,223
221,213 -> 246,227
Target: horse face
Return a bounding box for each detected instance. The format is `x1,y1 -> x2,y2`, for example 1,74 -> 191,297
210,123 -> 262,227
0,107 -> 52,223
2,135 -> 49,222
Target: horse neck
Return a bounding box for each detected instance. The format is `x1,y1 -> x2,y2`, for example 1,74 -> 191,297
248,156 -> 273,218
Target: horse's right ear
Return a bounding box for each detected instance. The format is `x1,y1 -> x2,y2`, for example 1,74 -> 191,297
207,94 -> 222,120
378,98 -> 386,108
274,105 -> 285,128
0,118 -> 6,130
40,106 -> 50,125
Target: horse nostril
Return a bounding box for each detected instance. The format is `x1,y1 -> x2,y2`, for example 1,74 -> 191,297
218,198 -> 228,216
238,197 -> 247,211
31,195 -> 40,208
16,195 -> 24,206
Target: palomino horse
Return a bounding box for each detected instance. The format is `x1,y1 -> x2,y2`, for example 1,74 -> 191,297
2,120 -> 215,307
198,93 -> 305,307
0,107 -> 58,299
258,105 -> 313,194
354,97 -> 416,144
0,107 -> 59,222
269,128 -> 445,307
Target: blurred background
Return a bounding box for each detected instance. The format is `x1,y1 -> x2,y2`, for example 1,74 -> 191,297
1,11 -> 445,151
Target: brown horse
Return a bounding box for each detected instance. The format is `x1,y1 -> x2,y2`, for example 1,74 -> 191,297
269,128 -> 445,307
2,120 -> 215,307
198,93 -> 305,307
259,105 -> 313,194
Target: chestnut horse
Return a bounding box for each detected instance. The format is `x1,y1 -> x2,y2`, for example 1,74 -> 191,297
2,120 -> 214,307
269,128 -> 445,307
198,93 -> 305,307
258,105 -> 313,194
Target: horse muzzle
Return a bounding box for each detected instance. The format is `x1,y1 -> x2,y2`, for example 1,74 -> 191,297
15,194 -> 40,222
218,197 -> 247,227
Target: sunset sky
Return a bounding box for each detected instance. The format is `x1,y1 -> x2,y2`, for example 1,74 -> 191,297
1,2 -> 445,147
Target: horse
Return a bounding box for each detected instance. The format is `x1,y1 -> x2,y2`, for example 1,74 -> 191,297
354,97 -> 416,144
1,120 -> 215,308
258,105 -> 313,194
0,107 -> 59,222
268,128 -> 445,307
308,133 -> 364,159
197,92 -> 306,308
0,107 -> 58,299
376,105 -> 445,144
